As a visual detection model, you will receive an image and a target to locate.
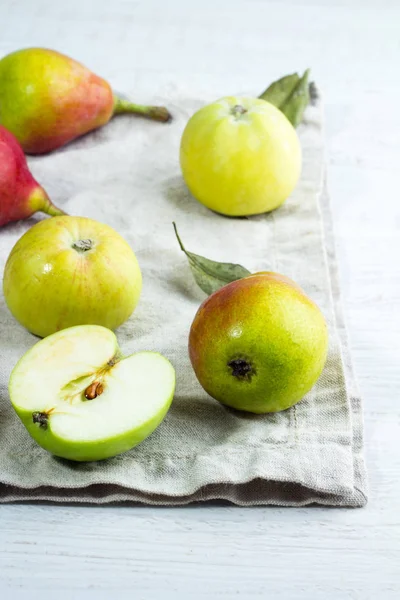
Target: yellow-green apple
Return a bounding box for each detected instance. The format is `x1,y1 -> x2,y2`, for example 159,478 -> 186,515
180,97 -> 301,216
9,325 -> 175,461
3,216 -> 142,337
0,47 -> 171,154
189,272 -> 328,413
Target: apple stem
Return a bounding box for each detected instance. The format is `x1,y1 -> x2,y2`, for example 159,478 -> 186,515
113,95 -> 172,123
107,353 -> 122,367
72,239 -> 94,253
231,105 -> 247,117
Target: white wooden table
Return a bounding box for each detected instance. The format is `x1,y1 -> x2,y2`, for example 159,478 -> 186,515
1,0 -> 399,597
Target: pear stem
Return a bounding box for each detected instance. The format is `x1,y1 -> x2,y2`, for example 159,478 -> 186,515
113,95 -> 172,123
29,186 -> 66,218
46,202 -> 66,217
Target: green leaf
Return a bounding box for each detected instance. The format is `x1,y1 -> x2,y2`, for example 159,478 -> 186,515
259,68 -> 311,127
259,73 -> 300,108
173,223 -> 251,296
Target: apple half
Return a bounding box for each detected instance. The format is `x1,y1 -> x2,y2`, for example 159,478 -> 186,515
9,325 -> 175,461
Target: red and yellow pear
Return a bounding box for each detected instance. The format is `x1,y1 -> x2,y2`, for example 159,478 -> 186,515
0,125 -> 64,226
189,272 -> 328,413
0,48 -> 171,154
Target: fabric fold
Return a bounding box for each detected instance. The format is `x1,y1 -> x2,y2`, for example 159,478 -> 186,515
0,87 -> 367,506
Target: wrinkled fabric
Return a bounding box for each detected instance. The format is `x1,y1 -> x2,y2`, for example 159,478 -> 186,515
0,88 -> 367,506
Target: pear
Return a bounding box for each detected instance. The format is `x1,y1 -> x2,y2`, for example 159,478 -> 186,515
0,125 -> 64,226
0,48 -> 172,154
189,272 -> 328,413
9,325 -> 175,461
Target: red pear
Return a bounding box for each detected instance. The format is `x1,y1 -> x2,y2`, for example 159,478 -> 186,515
0,48 -> 172,154
0,126 -> 64,226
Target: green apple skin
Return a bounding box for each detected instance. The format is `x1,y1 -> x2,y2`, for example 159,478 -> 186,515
189,272 -> 328,414
3,216 -> 142,338
9,325 -> 175,462
14,390 -> 173,462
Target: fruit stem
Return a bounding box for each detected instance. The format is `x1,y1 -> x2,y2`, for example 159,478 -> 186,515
113,95 -> 172,123
172,222 -> 187,253
231,105 -> 247,117
29,186 -> 66,218
72,239 -> 94,253
108,352 -> 122,367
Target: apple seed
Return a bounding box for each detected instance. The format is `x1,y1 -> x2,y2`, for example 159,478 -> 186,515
84,381 -> 104,400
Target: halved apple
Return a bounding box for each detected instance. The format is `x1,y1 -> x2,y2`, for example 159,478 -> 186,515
9,325 -> 175,461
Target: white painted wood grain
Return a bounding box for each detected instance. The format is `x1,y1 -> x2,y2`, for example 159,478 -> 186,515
0,0 -> 400,597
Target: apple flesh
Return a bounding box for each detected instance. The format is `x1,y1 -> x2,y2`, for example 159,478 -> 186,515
9,325 -> 175,461
3,216 -> 142,338
189,272 -> 328,413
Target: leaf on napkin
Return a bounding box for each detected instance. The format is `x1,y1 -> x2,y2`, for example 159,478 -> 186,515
259,68 -> 311,127
173,223 -> 251,295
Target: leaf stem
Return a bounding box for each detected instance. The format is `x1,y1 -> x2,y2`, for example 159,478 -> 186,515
172,222 -> 251,295
173,222 -> 187,253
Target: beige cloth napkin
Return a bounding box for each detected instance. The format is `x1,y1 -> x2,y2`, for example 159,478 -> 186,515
0,87 -> 367,506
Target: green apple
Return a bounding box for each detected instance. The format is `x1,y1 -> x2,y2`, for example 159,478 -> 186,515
9,325 -> 175,461
180,97 -> 301,216
3,215 -> 142,338
189,272 -> 328,413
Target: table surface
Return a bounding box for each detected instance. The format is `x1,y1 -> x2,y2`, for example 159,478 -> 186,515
1,0 -> 399,597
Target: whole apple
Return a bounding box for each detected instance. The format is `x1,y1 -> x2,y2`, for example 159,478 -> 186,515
189,272 -> 328,413
3,216 -> 142,337
180,97 -> 302,216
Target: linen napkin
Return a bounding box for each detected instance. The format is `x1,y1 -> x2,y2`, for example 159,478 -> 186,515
0,86 -> 367,506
